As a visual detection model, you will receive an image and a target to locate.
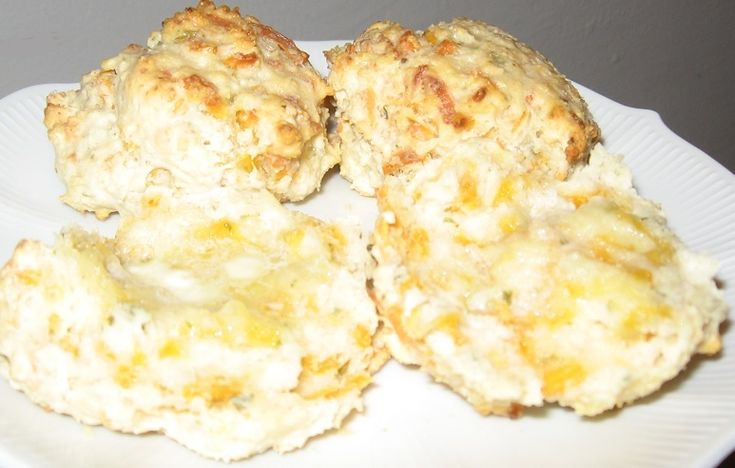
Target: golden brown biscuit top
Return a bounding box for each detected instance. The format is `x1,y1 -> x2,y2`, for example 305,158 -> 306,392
44,0 -> 336,218
327,19 -> 600,185
117,0 -> 331,160
159,0 -> 312,77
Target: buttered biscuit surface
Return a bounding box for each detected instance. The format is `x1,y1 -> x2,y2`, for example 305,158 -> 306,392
372,144 -> 725,416
0,184 -> 383,461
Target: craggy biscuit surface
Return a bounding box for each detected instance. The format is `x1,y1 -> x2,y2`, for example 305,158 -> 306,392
45,0 -> 336,218
327,19 -> 600,195
371,144 -> 725,416
0,184 -> 384,461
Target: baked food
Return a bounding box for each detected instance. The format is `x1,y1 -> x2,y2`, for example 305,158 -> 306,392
45,0 -> 336,219
371,142 -> 726,416
0,8 -> 725,465
326,19 -> 600,196
23,3 -> 382,459
0,182 -> 384,461
330,18 -> 724,416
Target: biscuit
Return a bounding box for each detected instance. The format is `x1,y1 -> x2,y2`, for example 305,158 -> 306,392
371,143 -> 725,416
327,19 -> 600,196
0,183 -> 384,461
45,0 -> 336,218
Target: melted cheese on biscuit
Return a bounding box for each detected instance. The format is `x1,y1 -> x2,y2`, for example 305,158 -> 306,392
372,144 -> 725,416
0,184 -> 383,461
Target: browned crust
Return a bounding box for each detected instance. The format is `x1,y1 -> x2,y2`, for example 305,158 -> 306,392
412,65 -> 472,131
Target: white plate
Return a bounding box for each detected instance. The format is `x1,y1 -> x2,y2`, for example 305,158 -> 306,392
0,41 -> 733,468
